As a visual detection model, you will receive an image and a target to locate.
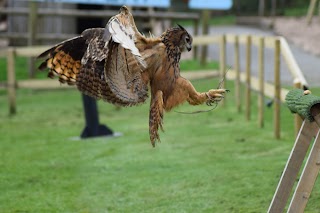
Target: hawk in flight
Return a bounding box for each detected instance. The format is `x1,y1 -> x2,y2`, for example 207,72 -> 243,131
38,6 -> 228,146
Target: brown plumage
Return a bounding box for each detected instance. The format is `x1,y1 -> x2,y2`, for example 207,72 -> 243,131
38,6 -> 228,146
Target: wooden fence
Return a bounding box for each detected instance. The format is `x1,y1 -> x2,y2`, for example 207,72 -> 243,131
1,34 -> 308,138
1,3 -> 201,77
193,34 -> 308,138
0,5 -> 200,42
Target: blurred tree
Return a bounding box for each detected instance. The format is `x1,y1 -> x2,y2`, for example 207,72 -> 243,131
233,0 -> 309,16
271,0 -> 277,16
259,0 -> 265,16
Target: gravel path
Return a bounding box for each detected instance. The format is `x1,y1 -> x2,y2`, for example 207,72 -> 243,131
274,17 -> 320,57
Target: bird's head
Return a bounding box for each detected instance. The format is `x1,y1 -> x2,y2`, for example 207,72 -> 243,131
176,24 -> 193,52
161,24 -> 193,53
119,5 -> 129,14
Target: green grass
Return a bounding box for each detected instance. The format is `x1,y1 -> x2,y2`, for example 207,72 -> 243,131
0,57 -> 48,81
180,59 -> 219,71
1,74 -> 320,212
281,0 -> 310,17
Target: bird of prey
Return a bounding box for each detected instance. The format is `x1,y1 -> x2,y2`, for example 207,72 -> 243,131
38,5 -> 228,146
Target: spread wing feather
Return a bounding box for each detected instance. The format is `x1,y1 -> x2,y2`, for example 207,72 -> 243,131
38,35 -> 85,85
76,57 -> 130,106
108,17 -> 139,56
38,6 -> 149,106
104,41 -> 148,105
79,28 -> 137,105
81,29 -> 108,64
101,5 -> 148,105
106,6 -> 146,68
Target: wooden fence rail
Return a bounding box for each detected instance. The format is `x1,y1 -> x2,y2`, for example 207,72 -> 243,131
0,7 -> 200,19
0,7 -> 200,42
1,34 -> 308,138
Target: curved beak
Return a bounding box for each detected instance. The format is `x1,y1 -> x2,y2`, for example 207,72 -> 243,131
186,44 -> 192,52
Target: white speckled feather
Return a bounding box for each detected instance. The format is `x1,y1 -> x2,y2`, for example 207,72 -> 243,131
107,16 -> 146,68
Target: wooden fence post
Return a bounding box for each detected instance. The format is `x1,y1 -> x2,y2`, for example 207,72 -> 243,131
234,35 -> 241,112
28,1 -> 38,78
193,19 -> 199,60
319,0 -> 320,22
219,34 -> 226,106
258,36 -> 265,128
267,121 -> 318,213
274,39 -> 281,139
245,35 -> 251,121
7,48 -> 16,115
219,35 -> 226,82
148,7 -> 156,35
200,10 -> 210,66
287,129 -> 320,212
306,0 -> 318,25
269,89 -> 320,212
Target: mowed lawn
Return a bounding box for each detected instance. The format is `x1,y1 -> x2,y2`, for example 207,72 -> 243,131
1,77 -> 320,213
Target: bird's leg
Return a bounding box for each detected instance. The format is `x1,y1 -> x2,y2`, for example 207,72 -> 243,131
179,77 -> 228,105
149,90 -> 164,147
164,77 -> 229,110
205,89 -> 230,106
188,88 -> 228,105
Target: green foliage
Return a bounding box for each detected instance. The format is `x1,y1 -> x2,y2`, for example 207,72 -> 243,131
272,0 -> 310,17
1,76 -> 320,212
175,15 -> 236,27
283,5 -> 309,16
209,15 -> 236,26
232,0 -> 310,16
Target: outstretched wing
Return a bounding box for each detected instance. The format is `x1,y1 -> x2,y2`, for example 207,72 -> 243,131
103,5 -> 148,105
38,29 -> 128,106
38,6 -> 149,106
107,6 -> 145,67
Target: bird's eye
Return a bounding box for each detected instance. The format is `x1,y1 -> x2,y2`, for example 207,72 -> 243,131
185,36 -> 190,43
